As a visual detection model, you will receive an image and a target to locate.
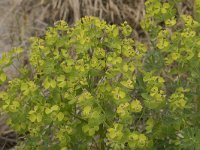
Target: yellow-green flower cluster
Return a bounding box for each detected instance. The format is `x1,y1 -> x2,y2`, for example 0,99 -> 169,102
128,132 -> 148,149
169,88 -> 187,111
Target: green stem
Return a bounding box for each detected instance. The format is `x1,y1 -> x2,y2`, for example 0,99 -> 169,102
69,112 -> 88,123
99,124 -> 105,150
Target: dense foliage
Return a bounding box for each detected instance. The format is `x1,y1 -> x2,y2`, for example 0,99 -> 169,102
0,0 -> 200,149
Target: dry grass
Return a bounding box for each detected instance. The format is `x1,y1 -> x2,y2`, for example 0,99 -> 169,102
0,0 -> 146,49
0,0 -> 195,52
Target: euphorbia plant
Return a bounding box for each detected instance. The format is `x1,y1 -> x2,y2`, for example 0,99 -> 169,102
0,17 -> 149,149
0,0 -> 200,149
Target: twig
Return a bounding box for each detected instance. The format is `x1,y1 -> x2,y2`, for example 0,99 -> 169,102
0,136 -> 16,142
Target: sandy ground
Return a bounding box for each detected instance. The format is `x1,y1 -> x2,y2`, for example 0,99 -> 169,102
0,0 -> 13,53
0,0 -> 26,78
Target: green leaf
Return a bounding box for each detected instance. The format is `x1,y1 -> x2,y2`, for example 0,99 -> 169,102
122,64 -> 129,72
82,125 -> 89,133
29,114 -> 37,122
145,118 -> 154,133
43,78 -> 51,89
113,27 -> 119,37
50,79 -> 57,88
0,73 -> 7,82
88,128 -> 95,136
45,108 -> 52,114
57,75 -> 65,82
36,114 -> 42,122
51,105 -> 60,111
58,81 -> 66,88
57,112 -> 64,121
